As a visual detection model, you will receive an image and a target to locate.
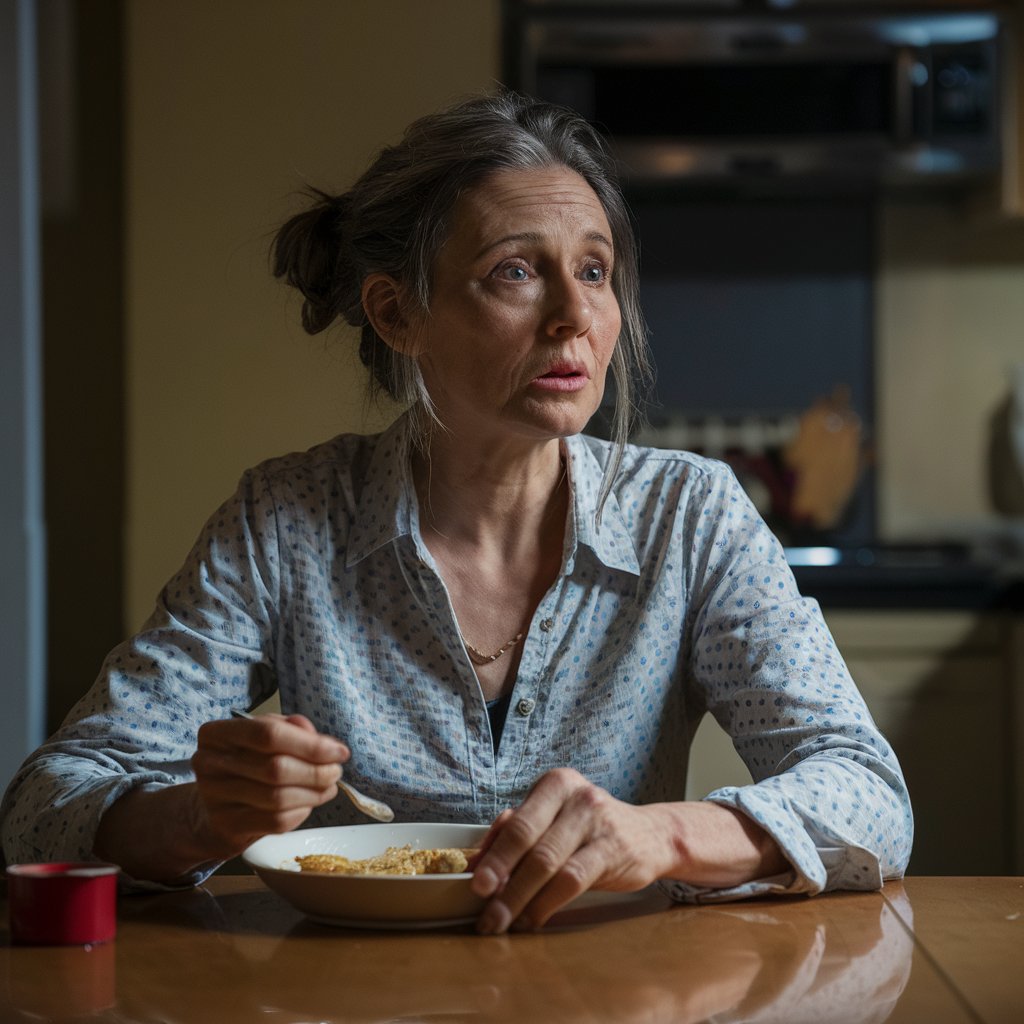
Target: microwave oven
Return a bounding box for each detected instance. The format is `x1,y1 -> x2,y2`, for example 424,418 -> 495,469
503,1 -> 1008,189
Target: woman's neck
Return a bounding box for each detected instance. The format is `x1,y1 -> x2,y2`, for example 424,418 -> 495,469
411,432 -> 572,703
412,434 -> 567,559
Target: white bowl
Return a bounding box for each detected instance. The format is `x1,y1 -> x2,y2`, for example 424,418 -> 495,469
242,822 -> 489,929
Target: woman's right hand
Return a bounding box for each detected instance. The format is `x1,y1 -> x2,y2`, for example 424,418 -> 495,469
189,712 -> 349,857
94,712 -> 349,884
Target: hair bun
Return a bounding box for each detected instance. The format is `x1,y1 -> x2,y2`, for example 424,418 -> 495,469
272,190 -> 348,334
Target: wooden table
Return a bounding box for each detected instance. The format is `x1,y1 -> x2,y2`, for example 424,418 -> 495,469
1,876 -> 1021,1022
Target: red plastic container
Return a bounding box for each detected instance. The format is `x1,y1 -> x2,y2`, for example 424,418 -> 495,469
6,862 -> 119,945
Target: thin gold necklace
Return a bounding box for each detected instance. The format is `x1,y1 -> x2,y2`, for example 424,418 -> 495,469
462,631 -> 524,665
457,456 -> 564,668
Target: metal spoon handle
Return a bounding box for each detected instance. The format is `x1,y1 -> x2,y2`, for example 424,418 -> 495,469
229,709 -> 395,822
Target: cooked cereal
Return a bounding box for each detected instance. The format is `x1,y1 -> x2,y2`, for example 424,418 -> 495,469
295,845 -> 472,876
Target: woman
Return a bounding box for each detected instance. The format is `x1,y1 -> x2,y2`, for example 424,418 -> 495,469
1,92 -> 912,934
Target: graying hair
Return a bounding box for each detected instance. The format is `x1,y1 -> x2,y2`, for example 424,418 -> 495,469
272,90 -> 651,516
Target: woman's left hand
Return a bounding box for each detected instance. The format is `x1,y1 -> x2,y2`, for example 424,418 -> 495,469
469,768 -> 676,934
470,768 -> 789,934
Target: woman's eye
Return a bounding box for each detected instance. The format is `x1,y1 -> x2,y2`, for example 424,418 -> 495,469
581,264 -> 607,283
497,264 -> 530,282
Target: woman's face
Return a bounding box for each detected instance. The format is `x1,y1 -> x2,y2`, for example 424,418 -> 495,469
409,166 -> 621,448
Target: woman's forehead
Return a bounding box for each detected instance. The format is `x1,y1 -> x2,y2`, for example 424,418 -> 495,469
449,166 -> 612,250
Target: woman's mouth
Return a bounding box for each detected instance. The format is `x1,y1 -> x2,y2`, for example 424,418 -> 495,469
530,364 -> 590,393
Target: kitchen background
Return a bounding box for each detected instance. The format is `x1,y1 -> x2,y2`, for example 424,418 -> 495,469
13,0 -> 1024,873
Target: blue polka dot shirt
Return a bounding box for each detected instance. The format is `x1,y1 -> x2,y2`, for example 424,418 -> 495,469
1,414 -> 912,899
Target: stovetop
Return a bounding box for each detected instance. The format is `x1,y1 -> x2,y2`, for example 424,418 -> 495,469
784,542 -> 1024,610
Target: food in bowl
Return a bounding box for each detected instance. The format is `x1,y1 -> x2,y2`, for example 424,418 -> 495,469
242,824 -> 490,926
295,845 -> 474,876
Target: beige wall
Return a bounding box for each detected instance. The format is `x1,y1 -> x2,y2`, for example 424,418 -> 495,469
124,0 -> 501,629
876,202 -> 1024,540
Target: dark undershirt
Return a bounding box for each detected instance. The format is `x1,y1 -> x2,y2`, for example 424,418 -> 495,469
486,692 -> 513,752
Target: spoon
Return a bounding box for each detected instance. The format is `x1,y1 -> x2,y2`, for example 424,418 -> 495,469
230,709 -> 395,822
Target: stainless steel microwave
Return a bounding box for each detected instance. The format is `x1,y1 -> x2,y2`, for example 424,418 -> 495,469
503,1 -> 1009,189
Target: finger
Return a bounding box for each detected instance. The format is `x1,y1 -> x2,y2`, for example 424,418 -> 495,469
515,842 -> 610,930
508,801 -> 663,931
479,789 -> 599,931
191,771 -> 339,853
201,801 -> 319,848
472,769 -> 586,898
193,746 -> 342,790
474,808 -> 514,858
470,808 -> 514,895
199,715 -> 348,764
471,771 -> 588,922
196,774 -> 340,814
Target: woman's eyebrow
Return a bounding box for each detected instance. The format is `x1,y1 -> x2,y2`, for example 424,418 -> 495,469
474,231 -> 543,259
474,230 -> 612,260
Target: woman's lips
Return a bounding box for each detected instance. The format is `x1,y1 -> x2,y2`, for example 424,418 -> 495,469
530,365 -> 589,393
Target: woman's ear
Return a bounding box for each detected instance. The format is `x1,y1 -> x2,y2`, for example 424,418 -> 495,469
362,273 -> 423,356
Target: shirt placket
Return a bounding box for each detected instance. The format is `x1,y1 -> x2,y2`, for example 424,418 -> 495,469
493,567 -> 571,802
399,538 -> 502,817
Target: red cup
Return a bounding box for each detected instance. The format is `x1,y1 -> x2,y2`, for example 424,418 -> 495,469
6,862 -> 119,945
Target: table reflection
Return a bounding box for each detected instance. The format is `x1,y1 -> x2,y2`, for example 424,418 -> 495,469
4,939 -> 116,1018
2,884 -> 913,1024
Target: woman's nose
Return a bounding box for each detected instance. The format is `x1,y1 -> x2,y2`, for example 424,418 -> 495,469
544,274 -> 592,339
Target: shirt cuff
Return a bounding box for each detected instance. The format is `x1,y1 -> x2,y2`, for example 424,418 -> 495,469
659,870 -> 801,905
658,785 -> 885,904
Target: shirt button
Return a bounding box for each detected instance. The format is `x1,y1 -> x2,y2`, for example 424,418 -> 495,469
516,697 -> 536,717
540,618 -> 554,633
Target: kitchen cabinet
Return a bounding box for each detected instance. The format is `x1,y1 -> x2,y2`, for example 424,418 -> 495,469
1013,615 -> 1024,869
1001,4 -> 1024,216
685,610 -> 1023,875
978,2 -> 1024,218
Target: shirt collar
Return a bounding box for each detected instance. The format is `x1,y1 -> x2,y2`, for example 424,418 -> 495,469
346,414 -> 417,568
346,417 -> 640,579
563,433 -> 641,578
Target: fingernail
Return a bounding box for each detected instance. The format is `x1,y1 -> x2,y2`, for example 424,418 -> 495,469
472,865 -> 500,898
477,901 -> 511,936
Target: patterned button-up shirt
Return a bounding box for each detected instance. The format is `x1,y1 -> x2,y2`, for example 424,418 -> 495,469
1,415 -> 912,899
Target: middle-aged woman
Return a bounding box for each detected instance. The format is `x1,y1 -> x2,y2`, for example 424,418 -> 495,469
1,92 -> 912,934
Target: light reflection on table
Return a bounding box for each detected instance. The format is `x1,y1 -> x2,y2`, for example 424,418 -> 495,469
4,877 -> 1020,1022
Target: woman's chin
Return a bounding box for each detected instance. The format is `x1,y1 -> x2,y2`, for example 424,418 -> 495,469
513,393 -> 603,439
434,392 -> 605,446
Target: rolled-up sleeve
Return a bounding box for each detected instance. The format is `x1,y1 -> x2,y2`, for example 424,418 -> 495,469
665,469 -> 913,903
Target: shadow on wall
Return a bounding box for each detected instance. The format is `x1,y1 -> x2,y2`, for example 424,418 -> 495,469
864,616 -> 1014,876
